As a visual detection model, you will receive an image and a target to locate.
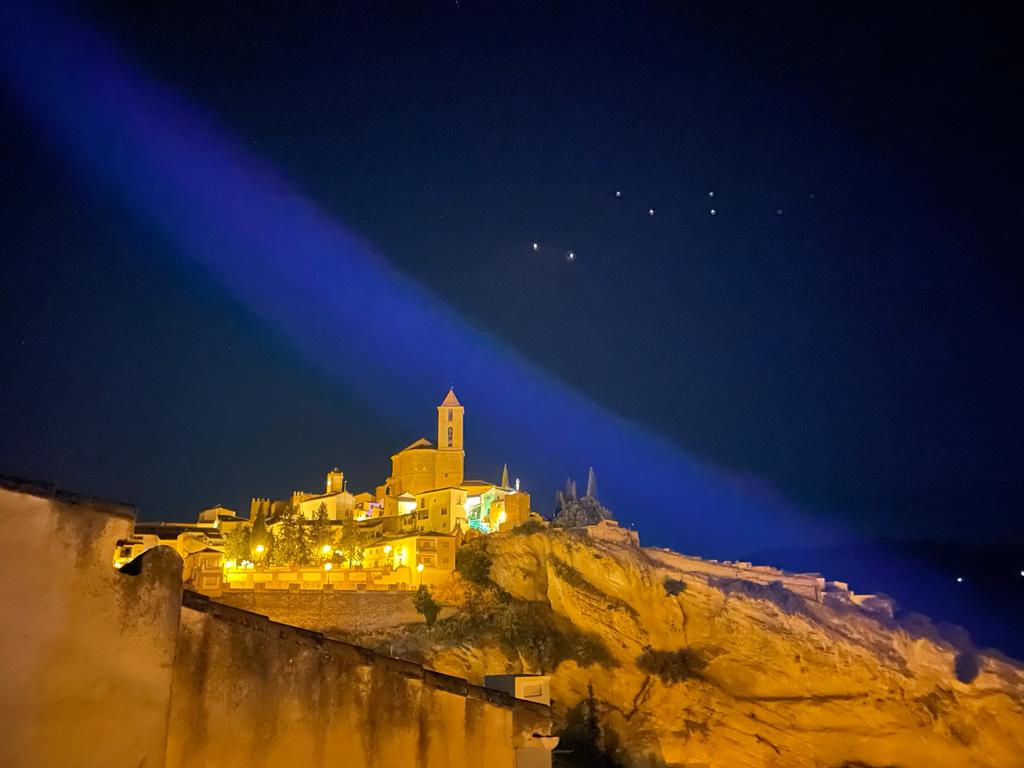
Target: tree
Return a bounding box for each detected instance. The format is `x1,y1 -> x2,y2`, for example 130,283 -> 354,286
413,585 -> 441,627
554,684 -> 622,767
335,517 -> 366,567
273,505 -> 313,567
585,466 -> 598,500
309,502 -> 335,563
251,508 -> 273,563
552,495 -> 613,528
223,524 -> 251,564
455,546 -> 492,585
554,477 -> 579,518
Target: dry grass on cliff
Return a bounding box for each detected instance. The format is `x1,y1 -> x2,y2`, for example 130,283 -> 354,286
426,580 -> 616,673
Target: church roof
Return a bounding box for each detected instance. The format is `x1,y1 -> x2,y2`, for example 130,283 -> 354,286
440,388 -> 462,408
401,437 -> 435,451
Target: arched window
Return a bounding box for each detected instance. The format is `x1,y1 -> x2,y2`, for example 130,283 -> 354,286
447,426 -> 453,447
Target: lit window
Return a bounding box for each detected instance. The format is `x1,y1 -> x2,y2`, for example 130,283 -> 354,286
447,426 -> 453,446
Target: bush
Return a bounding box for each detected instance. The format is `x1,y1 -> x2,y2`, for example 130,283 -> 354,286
663,578 -> 687,596
429,582 -> 614,673
511,519 -> 547,536
637,648 -> 707,683
552,496 -> 613,528
412,585 -> 441,627
456,546 -> 492,585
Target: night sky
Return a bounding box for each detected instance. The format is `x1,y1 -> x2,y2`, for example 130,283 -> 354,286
1,2 -> 1021,557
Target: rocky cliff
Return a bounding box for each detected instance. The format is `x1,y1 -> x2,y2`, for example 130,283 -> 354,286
365,528 -> 1024,768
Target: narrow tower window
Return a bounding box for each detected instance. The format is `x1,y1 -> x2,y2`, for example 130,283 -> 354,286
447,426 -> 453,447
448,409 -> 453,421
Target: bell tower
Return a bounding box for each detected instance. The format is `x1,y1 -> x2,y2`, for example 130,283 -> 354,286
437,388 -> 464,451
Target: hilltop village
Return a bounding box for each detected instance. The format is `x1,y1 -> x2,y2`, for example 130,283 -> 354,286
115,390 -> 541,594
5,388 -> 1024,767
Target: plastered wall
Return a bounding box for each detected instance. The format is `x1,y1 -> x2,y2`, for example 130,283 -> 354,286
0,477 -> 549,768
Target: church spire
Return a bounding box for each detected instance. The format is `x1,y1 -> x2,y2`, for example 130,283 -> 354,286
500,463 -> 509,488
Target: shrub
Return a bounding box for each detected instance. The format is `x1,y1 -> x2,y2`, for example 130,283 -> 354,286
552,496 -> 613,528
429,582 -> 614,672
412,585 -> 441,627
511,519 -> 547,536
663,578 -> 687,596
637,648 -> 707,683
456,546 -> 492,585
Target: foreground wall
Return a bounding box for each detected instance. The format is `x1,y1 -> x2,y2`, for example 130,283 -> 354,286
0,477 -> 183,768
0,476 -> 549,768
170,593 -> 548,768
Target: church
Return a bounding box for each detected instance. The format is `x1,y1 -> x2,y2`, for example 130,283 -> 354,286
377,388 -> 468,514
247,388 -> 533,536
115,389 -> 536,590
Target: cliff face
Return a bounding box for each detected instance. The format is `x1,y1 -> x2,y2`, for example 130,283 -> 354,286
416,530 -> 1024,768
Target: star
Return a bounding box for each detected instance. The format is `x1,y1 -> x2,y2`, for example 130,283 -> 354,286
531,242 -> 539,251
956,576 -> 964,583
708,191 -> 715,198
566,250 -> 576,262
775,209 -> 783,215
709,208 -> 717,216
615,190 -> 622,198
648,208 -> 656,217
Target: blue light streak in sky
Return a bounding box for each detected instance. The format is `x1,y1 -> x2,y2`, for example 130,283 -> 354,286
0,2 -> 840,556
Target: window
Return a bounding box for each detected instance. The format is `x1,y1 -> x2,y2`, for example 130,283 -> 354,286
441,507 -> 448,515
448,409 -> 453,421
447,426 -> 453,446
523,684 -> 544,698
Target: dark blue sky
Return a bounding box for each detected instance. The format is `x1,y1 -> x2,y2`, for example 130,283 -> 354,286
1,1 -> 1020,550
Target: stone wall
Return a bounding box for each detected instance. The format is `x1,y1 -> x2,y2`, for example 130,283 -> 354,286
0,475 -> 550,768
644,546 -> 827,601
213,589 -> 422,634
